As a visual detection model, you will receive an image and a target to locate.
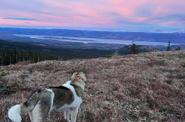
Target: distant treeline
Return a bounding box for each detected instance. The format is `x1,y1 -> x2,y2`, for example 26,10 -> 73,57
0,43 -> 142,65
0,48 -> 59,65
0,40 -> 114,65
0,39 -> 179,65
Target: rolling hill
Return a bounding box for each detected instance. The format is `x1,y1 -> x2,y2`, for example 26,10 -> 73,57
0,51 -> 185,121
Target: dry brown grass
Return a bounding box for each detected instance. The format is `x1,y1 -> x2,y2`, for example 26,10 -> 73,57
0,51 -> 185,122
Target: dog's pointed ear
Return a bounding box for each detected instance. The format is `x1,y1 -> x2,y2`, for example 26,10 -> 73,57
79,72 -> 87,82
71,72 -> 78,81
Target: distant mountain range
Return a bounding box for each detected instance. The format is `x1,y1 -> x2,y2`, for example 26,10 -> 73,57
0,27 -> 185,43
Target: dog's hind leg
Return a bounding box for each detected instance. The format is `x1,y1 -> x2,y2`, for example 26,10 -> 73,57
32,102 -> 43,122
31,101 -> 51,122
28,112 -> 33,122
32,89 -> 54,122
41,89 -> 54,122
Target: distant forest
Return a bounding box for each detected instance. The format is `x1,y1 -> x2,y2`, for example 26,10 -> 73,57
0,39 -> 178,66
0,40 -> 114,65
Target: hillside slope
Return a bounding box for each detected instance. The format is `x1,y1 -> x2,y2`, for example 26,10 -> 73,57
0,51 -> 185,122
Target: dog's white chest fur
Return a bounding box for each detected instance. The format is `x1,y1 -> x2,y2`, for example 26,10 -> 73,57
57,81 -> 82,111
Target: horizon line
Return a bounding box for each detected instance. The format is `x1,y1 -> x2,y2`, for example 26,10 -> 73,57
0,26 -> 184,34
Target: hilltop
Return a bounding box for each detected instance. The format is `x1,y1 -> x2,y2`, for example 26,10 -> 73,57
0,51 -> 185,121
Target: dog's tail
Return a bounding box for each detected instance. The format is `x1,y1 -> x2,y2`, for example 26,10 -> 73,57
8,89 -> 41,122
8,104 -> 23,122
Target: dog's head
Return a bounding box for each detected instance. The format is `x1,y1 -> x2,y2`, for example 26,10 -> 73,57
71,72 -> 86,91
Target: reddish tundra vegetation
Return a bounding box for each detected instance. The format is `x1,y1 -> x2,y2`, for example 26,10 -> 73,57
0,51 -> 185,122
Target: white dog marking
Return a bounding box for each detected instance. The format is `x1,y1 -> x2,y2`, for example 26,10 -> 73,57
32,102 -> 42,122
8,104 -> 22,122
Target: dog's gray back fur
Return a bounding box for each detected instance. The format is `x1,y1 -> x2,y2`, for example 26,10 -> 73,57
21,89 -> 53,122
21,86 -> 74,122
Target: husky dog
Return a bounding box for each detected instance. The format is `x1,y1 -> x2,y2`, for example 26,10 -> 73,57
8,72 -> 86,122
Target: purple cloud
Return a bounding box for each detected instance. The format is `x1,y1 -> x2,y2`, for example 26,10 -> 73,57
0,0 -> 184,32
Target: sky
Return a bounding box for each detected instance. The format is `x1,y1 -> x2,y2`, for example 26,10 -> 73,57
0,0 -> 185,32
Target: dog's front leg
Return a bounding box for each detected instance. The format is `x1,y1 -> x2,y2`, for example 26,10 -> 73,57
71,108 -> 78,122
64,111 -> 67,120
66,110 -> 72,122
47,112 -> 51,122
64,111 -> 69,121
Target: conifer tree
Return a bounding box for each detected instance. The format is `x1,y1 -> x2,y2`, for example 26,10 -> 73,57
167,41 -> 171,51
130,41 -> 139,54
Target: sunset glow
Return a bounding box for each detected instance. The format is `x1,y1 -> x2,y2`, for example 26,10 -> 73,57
0,0 -> 185,32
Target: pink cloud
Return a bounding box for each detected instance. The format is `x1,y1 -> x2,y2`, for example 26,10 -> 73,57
0,0 -> 184,32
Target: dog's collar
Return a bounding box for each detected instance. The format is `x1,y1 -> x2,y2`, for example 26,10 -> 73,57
70,84 -> 83,97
